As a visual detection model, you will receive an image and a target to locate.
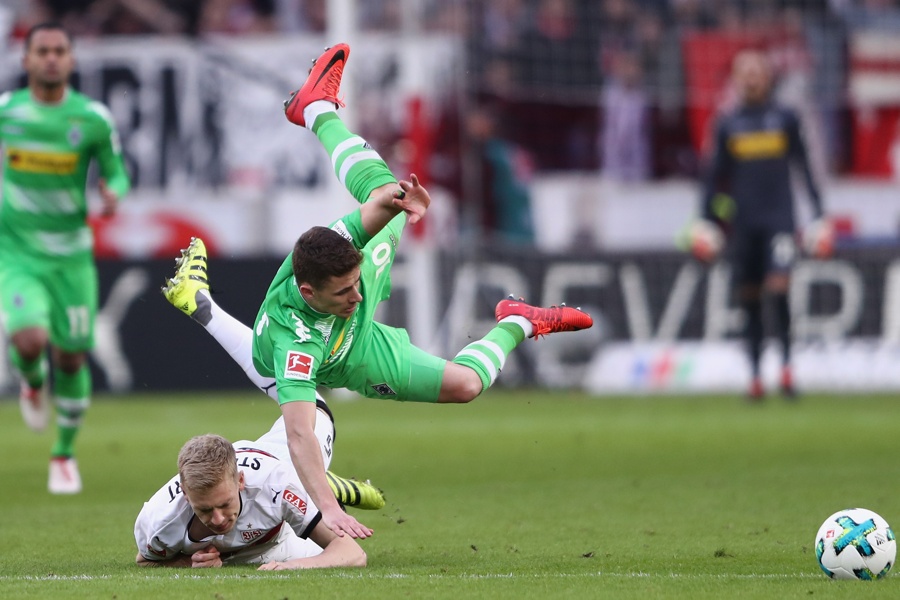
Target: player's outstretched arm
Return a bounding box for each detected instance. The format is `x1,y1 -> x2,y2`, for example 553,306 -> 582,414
257,522 -> 366,570
359,173 -> 430,237
281,401 -> 373,539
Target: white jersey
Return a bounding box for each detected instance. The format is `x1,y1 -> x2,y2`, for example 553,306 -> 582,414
134,445 -> 320,563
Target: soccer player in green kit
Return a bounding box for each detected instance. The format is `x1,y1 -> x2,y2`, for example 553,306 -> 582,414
0,23 -> 131,494
164,44 -> 591,539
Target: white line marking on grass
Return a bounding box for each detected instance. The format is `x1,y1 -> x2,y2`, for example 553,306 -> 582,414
3,575 -> 113,581
0,571 -> 823,582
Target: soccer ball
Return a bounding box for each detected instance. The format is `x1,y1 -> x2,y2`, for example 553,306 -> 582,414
802,218 -> 835,259
687,219 -> 724,263
815,508 -> 896,580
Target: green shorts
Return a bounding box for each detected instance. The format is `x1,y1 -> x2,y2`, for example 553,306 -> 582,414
346,322 -> 447,403
0,257 -> 97,351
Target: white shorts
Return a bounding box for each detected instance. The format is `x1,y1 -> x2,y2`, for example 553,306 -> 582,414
234,407 -> 334,469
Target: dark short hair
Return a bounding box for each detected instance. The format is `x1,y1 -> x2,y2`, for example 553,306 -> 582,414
25,22 -> 73,50
292,226 -> 362,289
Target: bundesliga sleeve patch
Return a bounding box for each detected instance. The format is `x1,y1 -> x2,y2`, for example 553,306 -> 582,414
283,489 -> 308,515
284,351 -> 314,381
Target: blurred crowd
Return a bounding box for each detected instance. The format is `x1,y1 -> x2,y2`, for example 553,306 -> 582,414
5,0 -> 900,243
3,0 -> 466,37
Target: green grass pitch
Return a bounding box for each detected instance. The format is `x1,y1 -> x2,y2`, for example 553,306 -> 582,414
1,390 -> 899,599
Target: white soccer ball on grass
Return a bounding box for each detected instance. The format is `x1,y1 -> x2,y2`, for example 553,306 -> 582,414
815,508 -> 896,580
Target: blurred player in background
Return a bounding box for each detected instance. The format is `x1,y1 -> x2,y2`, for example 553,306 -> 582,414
134,416 -> 368,570
163,43 -> 593,541
0,23 -> 131,493
695,50 -> 828,401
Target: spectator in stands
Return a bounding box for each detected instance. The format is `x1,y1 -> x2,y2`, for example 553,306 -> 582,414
464,103 -> 535,245
514,0 -> 596,92
597,0 -> 638,73
423,0 -> 469,34
599,50 -> 651,181
480,0 -> 531,55
199,0 -> 277,35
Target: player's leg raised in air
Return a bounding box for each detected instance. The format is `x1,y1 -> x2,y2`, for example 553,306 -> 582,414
284,44 -> 594,405
284,44 -> 399,209
437,298 -> 593,403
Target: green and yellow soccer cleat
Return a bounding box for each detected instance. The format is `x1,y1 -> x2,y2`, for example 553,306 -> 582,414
327,470 -> 385,510
162,237 -> 211,323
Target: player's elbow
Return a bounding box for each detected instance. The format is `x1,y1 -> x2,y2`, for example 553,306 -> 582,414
135,553 -> 153,567
331,536 -> 367,568
349,545 -> 367,568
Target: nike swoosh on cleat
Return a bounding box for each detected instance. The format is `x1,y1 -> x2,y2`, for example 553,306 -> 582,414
312,49 -> 346,89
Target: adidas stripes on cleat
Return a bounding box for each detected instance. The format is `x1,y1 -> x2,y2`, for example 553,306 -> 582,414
327,471 -> 385,510
495,296 -> 593,338
162,237 -> 211,322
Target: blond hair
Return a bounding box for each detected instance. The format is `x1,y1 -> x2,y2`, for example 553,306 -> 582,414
177,434 -> 238,493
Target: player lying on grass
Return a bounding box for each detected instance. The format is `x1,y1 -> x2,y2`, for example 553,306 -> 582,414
134,411 -> 376,569
163,43 -> 593,542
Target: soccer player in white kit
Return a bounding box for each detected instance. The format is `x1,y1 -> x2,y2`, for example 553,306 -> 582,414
134,409 -> 366,569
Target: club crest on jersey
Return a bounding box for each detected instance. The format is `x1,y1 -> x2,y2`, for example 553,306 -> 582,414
283,490 -> 307,514
371,382 -> 396,396
284,351 -> 314,380
241,529 -> 264,542
67,123 -> 83,146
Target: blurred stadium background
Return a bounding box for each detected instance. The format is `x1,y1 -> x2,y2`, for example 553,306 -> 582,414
1,0 -> 899,397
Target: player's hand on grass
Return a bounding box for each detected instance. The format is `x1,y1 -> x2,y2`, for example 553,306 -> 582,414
98,179 -> 119,217
322,505 -> 373,539
392,173 -> 430,225
191,545 -> 223,568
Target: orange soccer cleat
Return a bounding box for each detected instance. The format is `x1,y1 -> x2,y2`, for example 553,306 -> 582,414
284,44 -> 350,127
495,297 -> 593,339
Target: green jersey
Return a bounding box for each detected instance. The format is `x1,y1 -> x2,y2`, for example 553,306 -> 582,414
0,87 -> 130,263
252,209 -> 404,403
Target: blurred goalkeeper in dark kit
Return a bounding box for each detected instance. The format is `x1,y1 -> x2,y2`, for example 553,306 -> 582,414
694,50 -> 830,401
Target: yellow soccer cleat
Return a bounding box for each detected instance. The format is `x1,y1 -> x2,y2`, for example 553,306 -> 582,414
162,237 -> 210,322
327,470 -> 386,510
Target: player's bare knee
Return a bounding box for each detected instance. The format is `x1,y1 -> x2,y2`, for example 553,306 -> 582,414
11,328 -> 48,360
55,350 -> 86,373
453,376 -> 482,403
